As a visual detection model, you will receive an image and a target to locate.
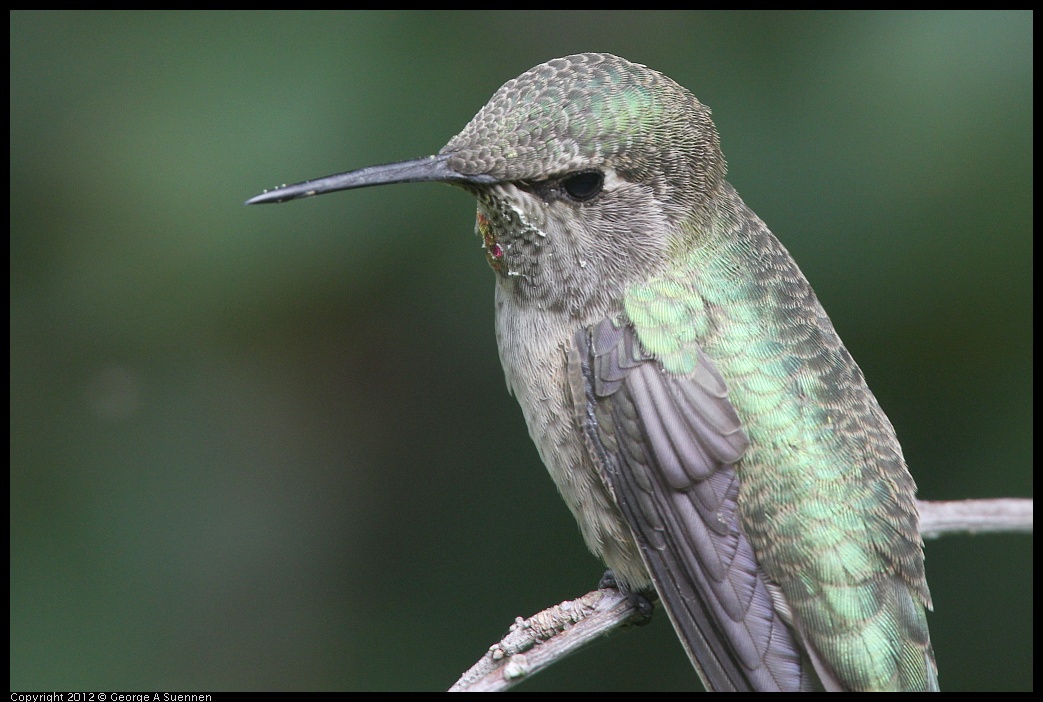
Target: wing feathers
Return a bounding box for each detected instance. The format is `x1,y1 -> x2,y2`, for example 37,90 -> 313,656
572,318 -> 819,691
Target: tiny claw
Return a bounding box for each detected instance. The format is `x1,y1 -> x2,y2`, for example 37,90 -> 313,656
598,569 -> 619,590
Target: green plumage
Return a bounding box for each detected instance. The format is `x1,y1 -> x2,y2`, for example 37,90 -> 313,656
626,182 -> 934,690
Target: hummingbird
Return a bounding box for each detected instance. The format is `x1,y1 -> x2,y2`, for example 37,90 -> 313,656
247,53 -> 938,692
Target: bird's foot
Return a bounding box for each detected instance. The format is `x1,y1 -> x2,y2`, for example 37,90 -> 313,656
599,570 -> 656,626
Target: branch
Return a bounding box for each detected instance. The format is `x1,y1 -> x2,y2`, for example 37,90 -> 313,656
448,497 -> 1032,692
449,588 -> 640,692
917,498 -> 1032,538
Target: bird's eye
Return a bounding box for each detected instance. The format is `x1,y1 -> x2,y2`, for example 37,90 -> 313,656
561,171 -> 604,201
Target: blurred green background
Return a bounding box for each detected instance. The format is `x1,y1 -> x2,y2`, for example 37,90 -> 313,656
11,11 -> 1031,691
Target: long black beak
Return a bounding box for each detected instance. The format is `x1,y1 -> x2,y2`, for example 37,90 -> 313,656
245,153 -> 495,205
